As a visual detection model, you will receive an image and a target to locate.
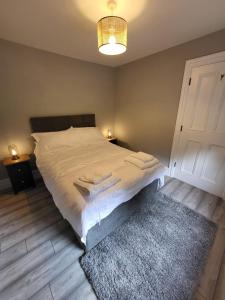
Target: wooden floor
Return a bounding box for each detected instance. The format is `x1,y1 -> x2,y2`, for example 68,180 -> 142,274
0,182 -> 97,300
0,177 -> 224,300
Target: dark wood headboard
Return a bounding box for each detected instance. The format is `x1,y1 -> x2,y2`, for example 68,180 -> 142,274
30,114 -> 95,132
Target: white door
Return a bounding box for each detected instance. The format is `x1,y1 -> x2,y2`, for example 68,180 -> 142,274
172,56 -> 225,197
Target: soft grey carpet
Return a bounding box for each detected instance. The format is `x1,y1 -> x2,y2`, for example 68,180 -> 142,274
80,192 -> 217,300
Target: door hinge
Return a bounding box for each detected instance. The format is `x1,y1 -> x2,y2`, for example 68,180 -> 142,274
188,77 -> 192,85
174,162 -> 177,167
221,74 -> 225,80
180,125 -> 183,132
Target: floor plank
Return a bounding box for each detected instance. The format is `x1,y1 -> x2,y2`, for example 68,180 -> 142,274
0,191 -> 50,218
182,187 -> 205,210
0,241 -> 54,292
30,285 -> 53,300
198,227 -> 225,300
0,196 -> 53,227
197,193 -> 219,220
49,261 -> 86,300
169,182 -> 193,203
0,183 -> 46,202
213,257 -> 225,300
212,199 -> 225,226
0,186 -> 47,208
159,178 -> 181,196
0,241 -> 27,270
26,219 -> 69,251
51,228 -> 78,253
0,211 -> 62,251
67,279 -> 97,300
0,244 -> 82,300
0,205 -> 56,239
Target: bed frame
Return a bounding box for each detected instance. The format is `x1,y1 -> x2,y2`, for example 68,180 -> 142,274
30,114 -> 95,132
30,114 -> 159,251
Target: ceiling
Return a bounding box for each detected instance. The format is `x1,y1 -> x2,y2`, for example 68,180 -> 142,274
1,0 -> 225,67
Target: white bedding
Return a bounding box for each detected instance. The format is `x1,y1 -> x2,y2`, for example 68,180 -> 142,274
35,140 -> 166,244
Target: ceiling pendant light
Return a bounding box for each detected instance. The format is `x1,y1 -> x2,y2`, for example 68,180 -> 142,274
97,1 -> 127,56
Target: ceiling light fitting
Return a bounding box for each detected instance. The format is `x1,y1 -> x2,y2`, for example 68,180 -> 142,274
97,1 -> 127,56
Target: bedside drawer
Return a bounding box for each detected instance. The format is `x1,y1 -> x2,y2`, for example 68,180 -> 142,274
9,162 -> 30,178
13,178 -> 31,192
6,161 -> 35,193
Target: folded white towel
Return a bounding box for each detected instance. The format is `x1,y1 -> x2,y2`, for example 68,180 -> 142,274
78,167 -> 112,185
74,176 -> 121,199
130,151 -> 154,163
125,156 -> 159,170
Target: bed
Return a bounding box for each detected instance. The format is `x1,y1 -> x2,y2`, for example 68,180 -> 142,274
30,114 -> 166,251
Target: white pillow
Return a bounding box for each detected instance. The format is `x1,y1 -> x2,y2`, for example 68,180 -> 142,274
36,127 -> 105,150
68,127 -> 105,144
31,128 -> 70,143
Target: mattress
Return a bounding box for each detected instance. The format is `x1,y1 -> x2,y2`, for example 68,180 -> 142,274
35,140 -> 166,244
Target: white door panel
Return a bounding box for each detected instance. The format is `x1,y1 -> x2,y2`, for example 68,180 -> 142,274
180,140 -> 201,175
214,84 -> 225,133
201,145 -> 225,184
174,59 -> 225,197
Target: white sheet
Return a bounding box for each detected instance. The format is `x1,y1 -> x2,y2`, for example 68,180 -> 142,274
35,140 -> 166,244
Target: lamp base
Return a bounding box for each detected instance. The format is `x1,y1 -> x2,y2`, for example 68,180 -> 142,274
12,155 -> 20,160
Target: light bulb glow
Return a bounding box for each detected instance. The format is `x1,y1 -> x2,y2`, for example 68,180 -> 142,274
11,149 -> 17,156
99,44 -> 126,55
109,35 -> 116,44
107,128 -> 112,139
8,144 -> 20,160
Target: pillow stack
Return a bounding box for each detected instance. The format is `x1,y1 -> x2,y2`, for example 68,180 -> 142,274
31,127 -> 106,150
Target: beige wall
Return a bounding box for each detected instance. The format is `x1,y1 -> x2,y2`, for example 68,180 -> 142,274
115,29 -> 225,166
0,39 -> 116,179
1,29 -> 225,180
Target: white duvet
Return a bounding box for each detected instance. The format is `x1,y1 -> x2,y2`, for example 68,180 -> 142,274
35,140 -> 166,244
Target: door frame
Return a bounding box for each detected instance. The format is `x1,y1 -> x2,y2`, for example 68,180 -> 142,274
169,50 -> 225,199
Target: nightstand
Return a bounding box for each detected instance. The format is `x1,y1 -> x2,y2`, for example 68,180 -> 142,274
3,154 -> 35,194
108,137 -> 118,145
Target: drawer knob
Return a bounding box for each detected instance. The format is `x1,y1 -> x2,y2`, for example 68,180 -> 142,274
21,180 -> 25,184
17,168 -> 22,172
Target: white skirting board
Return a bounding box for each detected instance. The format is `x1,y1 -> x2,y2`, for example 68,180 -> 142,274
163,167 -> 170,177
0,170 -> 42,192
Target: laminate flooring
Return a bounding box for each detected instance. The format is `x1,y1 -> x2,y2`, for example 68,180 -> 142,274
0,177 -> 224,300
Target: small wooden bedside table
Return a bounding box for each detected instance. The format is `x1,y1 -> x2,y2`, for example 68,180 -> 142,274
108,137 -> 118,145
3,154 -> 35,194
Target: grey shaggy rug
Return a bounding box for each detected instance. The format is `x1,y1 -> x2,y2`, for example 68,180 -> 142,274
80,191 -> 217,300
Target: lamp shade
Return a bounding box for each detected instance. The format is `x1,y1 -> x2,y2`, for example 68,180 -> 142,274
8,144 -> 20,160
107,128 -> 112,139
97,16 -> 127,55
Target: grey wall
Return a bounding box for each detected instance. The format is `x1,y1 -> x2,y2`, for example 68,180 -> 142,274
0,39 -> 116,179
115,29 -> 225,166
1,29 -> 225,180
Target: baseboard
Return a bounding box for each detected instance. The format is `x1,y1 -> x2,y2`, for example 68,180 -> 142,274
0,169 -> 42,192
164,167 -> 170,177
164,171 -> 225,200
